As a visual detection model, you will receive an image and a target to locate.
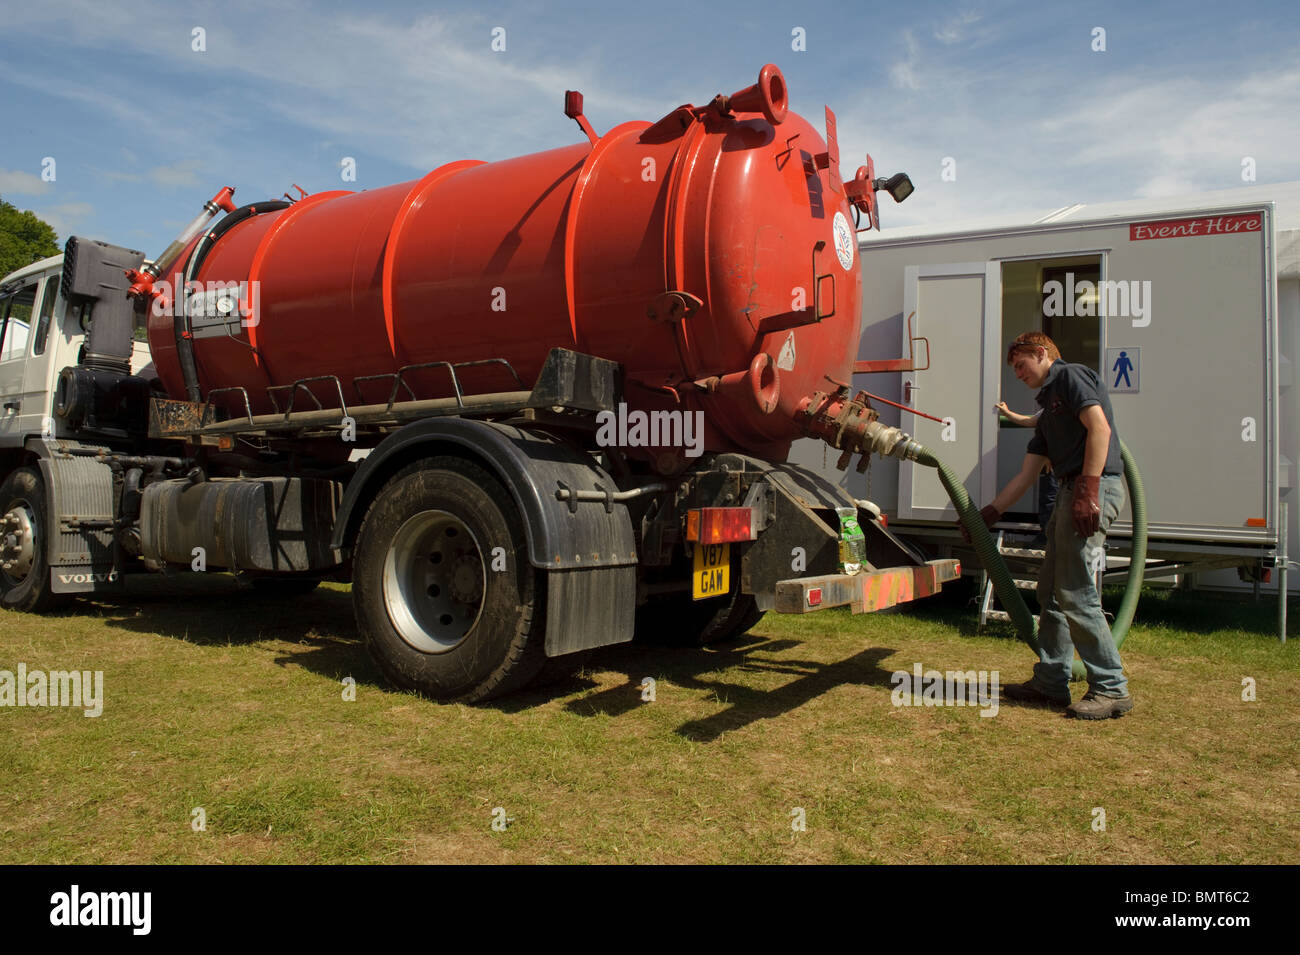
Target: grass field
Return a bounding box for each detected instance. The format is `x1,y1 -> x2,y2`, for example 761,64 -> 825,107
2,575 -> 1296,864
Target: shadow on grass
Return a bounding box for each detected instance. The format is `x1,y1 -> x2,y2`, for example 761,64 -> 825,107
80,570 -> 1287,727
85,576 -> 912,728
87,577 -> 910,735
87,574 -> 386,688
490,633 -> 902,742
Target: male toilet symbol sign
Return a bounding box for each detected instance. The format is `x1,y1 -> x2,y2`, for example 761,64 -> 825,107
1113,351 -> 1134,387
1106,346 -> 1139,394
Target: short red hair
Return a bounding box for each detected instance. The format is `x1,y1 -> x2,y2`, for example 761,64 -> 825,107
1007,332 -> 1061,364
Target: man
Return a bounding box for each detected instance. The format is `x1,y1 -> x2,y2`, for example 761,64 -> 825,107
970,332 -> 1132,719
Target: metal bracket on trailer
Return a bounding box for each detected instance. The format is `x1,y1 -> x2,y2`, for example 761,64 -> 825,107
773,558 -> 960,614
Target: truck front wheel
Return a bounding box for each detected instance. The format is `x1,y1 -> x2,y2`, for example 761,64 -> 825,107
351,457 -> 546,703
0,467 -> 62,613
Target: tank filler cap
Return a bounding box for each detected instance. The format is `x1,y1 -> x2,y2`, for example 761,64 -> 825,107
724,64 -> 788,125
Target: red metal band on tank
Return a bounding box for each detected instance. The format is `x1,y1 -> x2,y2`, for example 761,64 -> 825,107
381,160 -> 484,366
662,117 -> 709,380
563,120 -> 650,349
685,132 -> 725,378
245,190 -> 351,379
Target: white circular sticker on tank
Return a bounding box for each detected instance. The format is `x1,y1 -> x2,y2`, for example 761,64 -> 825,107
832,211 -> 855,271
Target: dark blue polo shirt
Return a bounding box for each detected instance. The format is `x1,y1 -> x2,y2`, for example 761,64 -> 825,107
1026,360 -> 1122,479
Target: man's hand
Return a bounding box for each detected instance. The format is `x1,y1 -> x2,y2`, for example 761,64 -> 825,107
960,504 -> 1002,544
1071,475 -> 1101,537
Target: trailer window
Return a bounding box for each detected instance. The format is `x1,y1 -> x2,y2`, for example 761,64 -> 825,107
32,275 -> 59,356
0,284 -> 37,362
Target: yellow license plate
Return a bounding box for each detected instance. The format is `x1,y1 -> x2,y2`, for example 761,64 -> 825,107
692,543 -> 730,599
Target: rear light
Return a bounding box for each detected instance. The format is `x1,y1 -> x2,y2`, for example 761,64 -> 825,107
954,562 -> 961,575
685,507 -> 757,544
880,513 -> 887,527
808,588 -> 822,607
1247,518 -> 1267,527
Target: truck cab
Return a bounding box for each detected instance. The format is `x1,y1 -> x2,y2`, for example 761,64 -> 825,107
0,255 -> 154,459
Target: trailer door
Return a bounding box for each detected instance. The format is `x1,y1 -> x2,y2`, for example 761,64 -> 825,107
898,263 -> 1000,520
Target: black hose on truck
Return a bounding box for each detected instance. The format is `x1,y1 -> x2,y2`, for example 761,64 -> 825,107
173,200 -> 292,402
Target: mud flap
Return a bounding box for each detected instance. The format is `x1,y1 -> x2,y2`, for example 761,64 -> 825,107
545,565 -> 636,656
32,439 -> 121,594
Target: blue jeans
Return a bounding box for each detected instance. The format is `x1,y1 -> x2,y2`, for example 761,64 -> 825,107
1032,474 -> 1128,698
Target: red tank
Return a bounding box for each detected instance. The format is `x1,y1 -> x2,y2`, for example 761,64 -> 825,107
147,65 -> 873,464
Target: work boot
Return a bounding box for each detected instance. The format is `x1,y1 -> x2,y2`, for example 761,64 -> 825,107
1002,680 -> 1070,708
1067,689 -> 1134,720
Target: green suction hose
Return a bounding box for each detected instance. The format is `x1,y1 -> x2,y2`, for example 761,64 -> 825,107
911,440 -> 1146,681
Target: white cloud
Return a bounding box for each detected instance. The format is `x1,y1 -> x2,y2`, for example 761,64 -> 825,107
24,0 -> 667,172
933,10 -> 983,45
0,169 -> 51,196
837,27 -> 1300,231
91,160 -> 203,188
148,159 -> 203,188
889,30 -> 922,91
1041,68 -> 1300,189
25,201 -> 95,239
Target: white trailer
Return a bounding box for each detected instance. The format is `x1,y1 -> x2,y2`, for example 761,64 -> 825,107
790,181 -> 1299,618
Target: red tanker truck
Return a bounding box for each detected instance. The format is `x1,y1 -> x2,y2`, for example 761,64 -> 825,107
0,66 -> 958,701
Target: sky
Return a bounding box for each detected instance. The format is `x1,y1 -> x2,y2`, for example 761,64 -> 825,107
1,0 -> 1297,257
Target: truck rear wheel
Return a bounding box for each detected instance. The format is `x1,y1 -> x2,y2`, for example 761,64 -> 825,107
351,457 -> 546,702
0,467 -> 62,613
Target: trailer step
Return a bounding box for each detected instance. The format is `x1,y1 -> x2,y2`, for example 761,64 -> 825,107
1001,546 -> 1046,558
978,531 -> 1108,628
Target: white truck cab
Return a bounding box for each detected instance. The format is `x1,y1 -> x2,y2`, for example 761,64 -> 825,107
0,255 -> 154,452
